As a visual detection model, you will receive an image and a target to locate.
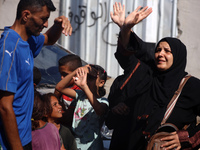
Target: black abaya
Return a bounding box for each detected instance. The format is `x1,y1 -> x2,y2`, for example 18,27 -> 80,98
106,32 -> 200,150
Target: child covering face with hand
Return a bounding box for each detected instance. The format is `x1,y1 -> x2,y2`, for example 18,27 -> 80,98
55,64 -> 109,150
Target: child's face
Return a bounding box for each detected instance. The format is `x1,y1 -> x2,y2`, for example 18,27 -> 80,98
87,69 -> 104,92
50,96 -> 62,119
59,65 -> 74,86
95,75 -> 102,87
95,75 -> 105,90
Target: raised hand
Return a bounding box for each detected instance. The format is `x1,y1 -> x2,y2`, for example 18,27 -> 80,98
73,68 -> 88,89
110,2 -> 125,28
54,16 -> 72,36
123,6 -> 152,31
118,5 -> 152,48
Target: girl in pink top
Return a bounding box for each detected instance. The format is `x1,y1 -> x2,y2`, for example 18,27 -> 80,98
31,91 -> 61,150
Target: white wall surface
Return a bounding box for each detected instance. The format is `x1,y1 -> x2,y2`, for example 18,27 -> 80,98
60,0 -> 177,78
1,0 -> 200,79
0,0 -> 60,33
178,0 -> 200,79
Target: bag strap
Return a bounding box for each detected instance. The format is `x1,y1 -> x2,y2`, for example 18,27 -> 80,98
161,74 -> 191,125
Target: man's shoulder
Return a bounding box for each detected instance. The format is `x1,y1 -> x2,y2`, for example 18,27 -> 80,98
0,28 -> 21,45
28,34 -> 45,44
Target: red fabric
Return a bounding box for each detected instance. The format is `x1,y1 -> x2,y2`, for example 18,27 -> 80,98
177,130 -> 200,149
189,130 -> 200,148
62,85 -> 81,102
177,130 -> 189,142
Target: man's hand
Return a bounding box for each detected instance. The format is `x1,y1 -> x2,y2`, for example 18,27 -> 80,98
110,2 -> 125,29
44,15 -> 72,45
54,16 -> 72,36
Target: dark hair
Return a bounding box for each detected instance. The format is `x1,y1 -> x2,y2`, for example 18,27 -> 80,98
16,0 -> 56,19
33,66 -> 41,86
58,54 -> 82,71
32,91 -> 45,130
42,93 -> 58,121
90,64 -> 107,97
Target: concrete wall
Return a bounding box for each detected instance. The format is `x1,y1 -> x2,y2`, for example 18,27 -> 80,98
178,0 -> 200,78
0,0 -> 60,34
59,0 -> 178,78
1,0 -> 200,78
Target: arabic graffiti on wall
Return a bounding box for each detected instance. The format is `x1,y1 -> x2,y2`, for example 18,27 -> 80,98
67,2 -> 130,46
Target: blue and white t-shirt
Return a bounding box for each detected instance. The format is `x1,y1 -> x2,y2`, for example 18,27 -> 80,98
0,26 -> 44,149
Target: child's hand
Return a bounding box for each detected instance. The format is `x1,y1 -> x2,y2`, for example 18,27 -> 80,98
73,68 -> 88,89
82,64 -> 91,73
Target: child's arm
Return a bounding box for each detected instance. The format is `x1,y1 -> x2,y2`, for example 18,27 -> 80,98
54,89 -> 62,99
75,68 -> 108,116
55,70 -> 77,98
84,88 -> 108,116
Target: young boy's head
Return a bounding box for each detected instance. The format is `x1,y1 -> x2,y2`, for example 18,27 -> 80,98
58,54 -> 82,86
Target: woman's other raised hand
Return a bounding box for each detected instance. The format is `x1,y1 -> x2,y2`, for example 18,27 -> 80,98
110,2 -> 125,29
122,6 -> 153,31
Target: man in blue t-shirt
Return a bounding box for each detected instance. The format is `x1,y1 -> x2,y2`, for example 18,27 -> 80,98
0,0 -> 72,150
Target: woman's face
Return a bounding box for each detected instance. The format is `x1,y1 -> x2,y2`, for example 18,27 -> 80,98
50,96 -> 62,119
155,41 -> 173,71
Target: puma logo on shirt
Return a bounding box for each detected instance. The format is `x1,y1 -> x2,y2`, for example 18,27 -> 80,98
25,58 -> 30,65
5,50 -> 13,57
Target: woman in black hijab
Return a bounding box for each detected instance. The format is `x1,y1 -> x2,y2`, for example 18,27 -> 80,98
106,2 -> 200,150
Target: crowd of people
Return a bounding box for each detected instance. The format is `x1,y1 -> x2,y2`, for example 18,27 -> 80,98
0,0 -> 200,150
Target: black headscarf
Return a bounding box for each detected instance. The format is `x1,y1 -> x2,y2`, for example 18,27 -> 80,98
145,37 -> 188,134
152,37 -> 188,107
108,35 -> 190,150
